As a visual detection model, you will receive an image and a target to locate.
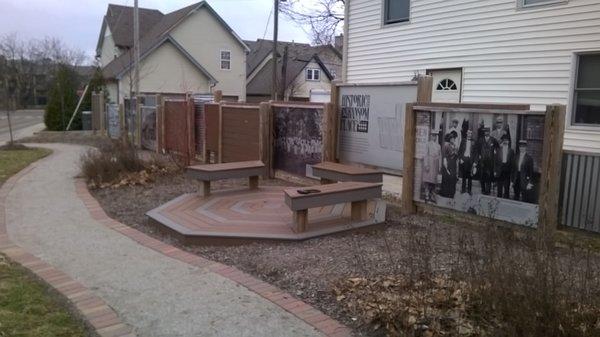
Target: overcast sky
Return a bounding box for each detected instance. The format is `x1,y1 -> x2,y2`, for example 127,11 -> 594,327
0,0 -> 311,63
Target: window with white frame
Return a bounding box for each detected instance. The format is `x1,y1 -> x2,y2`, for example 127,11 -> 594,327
520,0 -> 567,8
384,0 -> 410,25
573,53 -> 600,126
306,68 -> 320,81
220,50 -> 231,70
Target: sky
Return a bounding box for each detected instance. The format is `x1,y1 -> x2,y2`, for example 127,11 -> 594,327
0,0 -> 312,63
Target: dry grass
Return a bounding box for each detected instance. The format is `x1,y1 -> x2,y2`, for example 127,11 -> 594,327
333,223 -> 600,337
80,140 -> 172,188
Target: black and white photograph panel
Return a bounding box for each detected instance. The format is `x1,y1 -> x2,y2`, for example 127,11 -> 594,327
414,110 -> 545,226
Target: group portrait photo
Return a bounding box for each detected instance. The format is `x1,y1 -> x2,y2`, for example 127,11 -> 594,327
414,110 -> 545,226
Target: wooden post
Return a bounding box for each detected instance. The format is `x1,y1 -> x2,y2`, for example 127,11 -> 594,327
268,100 -> 275,178
158,95 -> 166,153
537,104 -> 566,240
416,75 -> 433,103
322,102 -> 337,162
98,92 -> 106,134
135,96 -> 142,147
258,102 -> 271,178
217,103 -> 223,163
351,200 -> 368,221
249,176 -> 259,189
401,103 -> 417,214
201,180 -> 211,197
214,90 -> 223,103
293,210 -> 308,233
118,103 -> 125,137
186,97 -> 195,165
330,81 -> 341,162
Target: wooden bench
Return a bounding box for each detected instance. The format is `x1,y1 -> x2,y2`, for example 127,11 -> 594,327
186,161 -> 266,196
284,182 -> 382,233
312,162 -> 383,184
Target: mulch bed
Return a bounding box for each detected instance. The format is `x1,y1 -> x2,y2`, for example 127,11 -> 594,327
91,172 -> 480,336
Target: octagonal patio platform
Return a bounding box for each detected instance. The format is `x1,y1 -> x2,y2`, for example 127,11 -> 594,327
146,186 -> 386,245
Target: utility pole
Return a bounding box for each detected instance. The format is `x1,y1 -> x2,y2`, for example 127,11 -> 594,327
133,0 -> 140,98
271,0 -> 279,100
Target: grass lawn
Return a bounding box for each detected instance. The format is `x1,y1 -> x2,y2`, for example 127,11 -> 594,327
0,147 -> 52,184
0,146 -> 86,337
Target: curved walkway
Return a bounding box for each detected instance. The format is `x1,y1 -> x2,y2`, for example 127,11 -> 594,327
3,144 -> 350,337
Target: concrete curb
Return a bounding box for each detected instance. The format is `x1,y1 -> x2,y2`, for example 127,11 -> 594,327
75,179 -> 353,337
0,155 -> 135,337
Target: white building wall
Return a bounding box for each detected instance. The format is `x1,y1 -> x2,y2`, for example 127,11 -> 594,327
346,0 -> 600,151
170,7 -> 247,100
286,61 -> 332,99
99,27 -> 121,68
118,42 -> 210,102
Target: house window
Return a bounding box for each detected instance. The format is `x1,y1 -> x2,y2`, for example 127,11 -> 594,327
573,53 -> 600,125
384,0 -> 410,25
436,79 -> 458,91
520,0 -> 567,8
220,50 -> 231,70
306,69 -> 320,81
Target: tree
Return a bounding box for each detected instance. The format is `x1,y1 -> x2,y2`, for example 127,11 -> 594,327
44,64 -> 79,131
280,0 -> 344,45
80,67 -> 106,112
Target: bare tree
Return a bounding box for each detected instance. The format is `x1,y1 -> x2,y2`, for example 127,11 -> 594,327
280,0 -> 344,45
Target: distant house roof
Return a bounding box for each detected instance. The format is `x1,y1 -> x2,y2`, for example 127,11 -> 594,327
245,39 -> 340,96
102,4 -> 164,50
99,1 -> 249,80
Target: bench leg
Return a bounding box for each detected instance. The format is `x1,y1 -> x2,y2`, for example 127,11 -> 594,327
249,176 -> 259,190
293,209 -> 308,233
351,200 -> 368,221
320,178 -> 336,185
201,180 -> 211,197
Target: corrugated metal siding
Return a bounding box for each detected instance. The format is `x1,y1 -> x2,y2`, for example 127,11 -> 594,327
347,0 -> 600,106
560,152 -> 600,233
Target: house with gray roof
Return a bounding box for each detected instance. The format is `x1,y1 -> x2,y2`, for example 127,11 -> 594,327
96,1 -> 249,103
245,39 -> 342,102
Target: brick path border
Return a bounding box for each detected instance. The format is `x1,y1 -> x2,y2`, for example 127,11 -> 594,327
0,158 -> 135,337
74,179 -> 353,337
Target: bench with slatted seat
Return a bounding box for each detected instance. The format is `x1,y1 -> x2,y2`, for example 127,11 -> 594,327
312,162 -> 383,184
186,161 -> 266,196
284,181 -> 382,233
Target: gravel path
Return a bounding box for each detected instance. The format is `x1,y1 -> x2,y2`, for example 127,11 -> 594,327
4,143 -> 323,337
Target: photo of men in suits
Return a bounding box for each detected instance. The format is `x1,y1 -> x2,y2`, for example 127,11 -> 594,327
440,131 -> 459,198
494,134 -> 514,199
458,129 -> 476,195
417,111 -> 542,211
478,127 -> 496,196
513,140 -> 535,203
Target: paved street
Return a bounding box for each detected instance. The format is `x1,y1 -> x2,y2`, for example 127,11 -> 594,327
0,110 -> 45,144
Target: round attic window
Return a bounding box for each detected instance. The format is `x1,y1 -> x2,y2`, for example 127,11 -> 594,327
436,79 -> 458,91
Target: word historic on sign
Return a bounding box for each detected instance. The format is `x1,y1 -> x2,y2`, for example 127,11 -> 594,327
341,94 -> 370,133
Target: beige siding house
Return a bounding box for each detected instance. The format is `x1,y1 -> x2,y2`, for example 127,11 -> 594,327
245,39 -> 342,101
96,1 -> 248,103
343,0 -> 600,152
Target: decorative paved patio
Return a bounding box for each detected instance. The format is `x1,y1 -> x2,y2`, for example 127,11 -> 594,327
146,186 -> 386,244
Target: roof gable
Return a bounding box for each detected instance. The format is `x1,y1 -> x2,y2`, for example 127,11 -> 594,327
101,1 -> 248,79
245,39 -> 339,95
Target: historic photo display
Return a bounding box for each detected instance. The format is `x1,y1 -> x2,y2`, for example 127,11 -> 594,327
413,110 -> 545,226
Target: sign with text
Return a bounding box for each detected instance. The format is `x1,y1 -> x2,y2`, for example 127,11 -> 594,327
338,84 -> 418,173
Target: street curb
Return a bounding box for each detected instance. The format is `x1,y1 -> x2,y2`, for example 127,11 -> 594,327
75,179 -> 353,337
0,153 -> 135,337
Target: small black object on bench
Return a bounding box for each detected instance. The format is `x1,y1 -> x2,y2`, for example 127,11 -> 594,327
284,182 -> 382,233
186,161 -> 266,196
312,162 -> 383,184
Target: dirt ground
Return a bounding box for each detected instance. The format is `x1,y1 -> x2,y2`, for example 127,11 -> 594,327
91,171 -> 493,336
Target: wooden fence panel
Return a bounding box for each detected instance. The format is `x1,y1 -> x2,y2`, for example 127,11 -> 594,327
164,99 -> 193,165
221,105 -> 260,163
